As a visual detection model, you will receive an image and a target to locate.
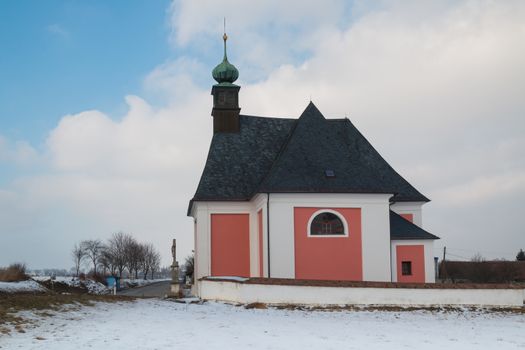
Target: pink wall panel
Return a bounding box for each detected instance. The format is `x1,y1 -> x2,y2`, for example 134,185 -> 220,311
294,208 -> 362,281
258,210 -> 263,277
396,245 -> 425,283
211,214 -> 250,277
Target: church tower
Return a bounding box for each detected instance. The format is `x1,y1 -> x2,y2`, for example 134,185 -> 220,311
211,32 -> 240,133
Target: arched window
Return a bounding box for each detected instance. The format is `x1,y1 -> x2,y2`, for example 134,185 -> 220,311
309,212 -> 346,236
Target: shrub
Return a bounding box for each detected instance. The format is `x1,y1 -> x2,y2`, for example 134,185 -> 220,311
87,272 -> 107,285
0,263 -> 29,282
440,260 -> 524,283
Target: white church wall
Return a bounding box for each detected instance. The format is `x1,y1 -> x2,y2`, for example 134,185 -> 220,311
267,194 -> 296,278
266,193 -> 393,281
253,193 -> 268,278
360,198 -> 392,282
190,201 -> 255,289
193,192 -> 414,285
192,203 -> 208,280
390,202 -> 426,227
391,239 -> 436,283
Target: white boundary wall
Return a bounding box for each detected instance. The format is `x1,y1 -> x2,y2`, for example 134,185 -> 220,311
199,280 -> 525,307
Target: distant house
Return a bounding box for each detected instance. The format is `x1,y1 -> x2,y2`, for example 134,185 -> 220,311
188,33 -> 439,296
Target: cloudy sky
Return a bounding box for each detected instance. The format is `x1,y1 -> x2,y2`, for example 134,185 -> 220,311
1,0 -> 524,269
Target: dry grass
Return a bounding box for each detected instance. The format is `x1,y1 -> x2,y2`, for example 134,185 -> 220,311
0,293 -> 134,335
244,302 -> 268,310
0,263 -> 29,282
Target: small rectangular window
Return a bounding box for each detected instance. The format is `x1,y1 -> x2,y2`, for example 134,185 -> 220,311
401,261 -> 412,276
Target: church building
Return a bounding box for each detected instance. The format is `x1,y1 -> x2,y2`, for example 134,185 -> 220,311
188,33 -> 439,295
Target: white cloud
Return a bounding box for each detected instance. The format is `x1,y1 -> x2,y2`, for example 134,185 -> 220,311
170,0 -> 346,46
168,0 -> 350,80
143,58 -> 209,103
163,0 -> 525,259
434,172 -> 525,205
0,136 -> 39,166
6,93 -> 212,267
2,0 -> 525,268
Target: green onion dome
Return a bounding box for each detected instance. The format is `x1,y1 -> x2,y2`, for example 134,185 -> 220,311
212,33 -> 239,84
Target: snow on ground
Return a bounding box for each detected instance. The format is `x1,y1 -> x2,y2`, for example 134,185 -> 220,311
120,278 -> 171,289
206,276 -> 250,282
75,279 -> 107,294
1,299 -> 524,350
32,276 -> 108,294
0,280 -> 47,293
28,276 -> 171,294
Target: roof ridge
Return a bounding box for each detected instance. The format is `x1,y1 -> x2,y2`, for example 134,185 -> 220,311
299,101 -> 325,120
255,102 -> 328,194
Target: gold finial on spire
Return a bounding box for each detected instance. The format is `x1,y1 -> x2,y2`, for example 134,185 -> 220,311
222,18 -> 228,60
212,17 -> 238,84
223,17 -> 227,41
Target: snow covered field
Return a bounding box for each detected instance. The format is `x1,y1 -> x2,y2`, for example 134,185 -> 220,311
26,277 -> 170,294
120,278 -> 171,288
1,299 -> 524,350
32,276 -> 108,294
0,280 -> 47,294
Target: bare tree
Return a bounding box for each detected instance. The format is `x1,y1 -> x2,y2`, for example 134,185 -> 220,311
471,253 -> 486,262
74,232 -> 164,280
98,245 -> 115,276
71,243 -> 85,277
81,239 -> 103,276
141,243 -> 160,280
150,251 -> 161,279
184,254 -> 195,283
124,237 -> 143,279
107,232 -> 132,278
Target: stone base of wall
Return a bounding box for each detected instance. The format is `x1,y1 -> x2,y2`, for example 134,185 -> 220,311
199,278 -> 525,307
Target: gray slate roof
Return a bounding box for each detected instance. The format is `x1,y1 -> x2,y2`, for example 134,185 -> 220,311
189,102 -> 429,214
390,210 -> 439,240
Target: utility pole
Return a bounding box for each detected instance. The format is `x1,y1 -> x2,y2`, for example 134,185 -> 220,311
441,246 -> 447,282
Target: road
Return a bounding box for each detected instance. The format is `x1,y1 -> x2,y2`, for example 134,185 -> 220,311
118,280 -> 172,298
